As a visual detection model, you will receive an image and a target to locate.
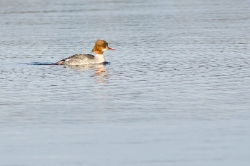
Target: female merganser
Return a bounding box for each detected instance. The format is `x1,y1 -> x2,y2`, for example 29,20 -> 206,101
56,40 -> 114,65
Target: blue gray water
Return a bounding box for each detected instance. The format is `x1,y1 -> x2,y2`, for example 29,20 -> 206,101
0,0 -> 250,165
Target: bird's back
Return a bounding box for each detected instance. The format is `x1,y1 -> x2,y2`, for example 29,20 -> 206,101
56,54 -> 95,65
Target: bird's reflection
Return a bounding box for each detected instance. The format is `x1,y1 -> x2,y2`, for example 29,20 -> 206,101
65,63 -> 108,83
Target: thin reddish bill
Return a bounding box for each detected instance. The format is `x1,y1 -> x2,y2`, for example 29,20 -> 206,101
107,47 -> 115,50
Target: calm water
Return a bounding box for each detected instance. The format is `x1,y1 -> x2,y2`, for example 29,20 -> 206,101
0,0 -> 250,165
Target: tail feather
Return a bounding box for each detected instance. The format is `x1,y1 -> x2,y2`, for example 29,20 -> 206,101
56,61 -> 64,65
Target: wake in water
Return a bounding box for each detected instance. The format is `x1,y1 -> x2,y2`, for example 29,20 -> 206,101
28,62 -> 58,65
27,62 -> 110,65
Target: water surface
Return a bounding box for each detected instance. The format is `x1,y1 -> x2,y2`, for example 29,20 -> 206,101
0,0 -> 250,165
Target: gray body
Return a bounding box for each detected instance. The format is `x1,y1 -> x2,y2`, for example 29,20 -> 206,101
57,54 -> 105,65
